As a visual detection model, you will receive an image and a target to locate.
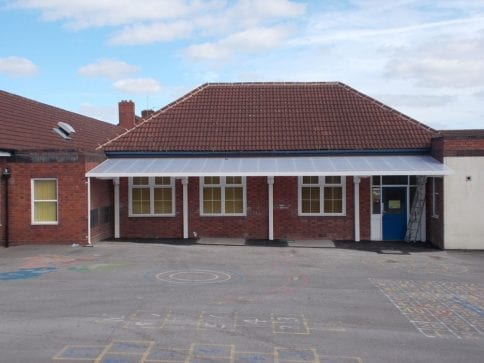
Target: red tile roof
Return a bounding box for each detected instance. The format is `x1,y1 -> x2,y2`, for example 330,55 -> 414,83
103,82 -> 438,153
0,90 -> 122,152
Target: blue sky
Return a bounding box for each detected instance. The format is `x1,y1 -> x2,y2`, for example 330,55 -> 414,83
1,0 -> 483,129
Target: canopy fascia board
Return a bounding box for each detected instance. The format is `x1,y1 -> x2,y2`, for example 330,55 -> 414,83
86,155 -> 452,178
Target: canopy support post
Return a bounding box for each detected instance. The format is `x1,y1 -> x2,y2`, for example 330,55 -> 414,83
113,177 -> 120,239
87,177 -> 92,246
268,176 -> 274,241
354,176 -> 361,242
182,177 -> 189,239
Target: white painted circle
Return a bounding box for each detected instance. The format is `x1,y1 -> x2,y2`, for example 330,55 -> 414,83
156,270 -> 232,284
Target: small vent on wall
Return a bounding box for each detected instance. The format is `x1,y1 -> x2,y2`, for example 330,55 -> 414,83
53,121 -> 76,140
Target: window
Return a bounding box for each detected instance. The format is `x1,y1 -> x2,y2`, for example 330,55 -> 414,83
299,176 -> 345,216
431,177 -> 439,218
200,176 -> 246,216
32,179 -> 58,224
129,177 -> 175,216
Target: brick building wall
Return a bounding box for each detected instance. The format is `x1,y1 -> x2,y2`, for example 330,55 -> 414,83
4,155 -> 113,246
427,134 -> 484,249
89,178 -> 114,242
117,176 -> 371,241
0,158 -> 6,245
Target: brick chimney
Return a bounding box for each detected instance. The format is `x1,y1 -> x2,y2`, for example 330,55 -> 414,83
141,109 -> 155,119
118,100 -> 135,129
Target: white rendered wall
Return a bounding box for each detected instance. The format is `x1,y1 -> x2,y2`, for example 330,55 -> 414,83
444,157 -> 484,249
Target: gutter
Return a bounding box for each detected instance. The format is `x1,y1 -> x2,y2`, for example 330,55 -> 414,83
106,148 -> 432,158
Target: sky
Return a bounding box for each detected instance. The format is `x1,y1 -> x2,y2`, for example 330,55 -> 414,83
0,0 -> 483,130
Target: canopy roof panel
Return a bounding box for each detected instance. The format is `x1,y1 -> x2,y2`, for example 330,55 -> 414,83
86,155 -> 451,178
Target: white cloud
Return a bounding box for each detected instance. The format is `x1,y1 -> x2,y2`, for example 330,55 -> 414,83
8,0 -> 305,46
109,21 -> 193,45
9,0 -> 200,29
78,102 -> 117,123
78,58 -> 139,80
113,78 -> 161,94
0,56 -> 38,76
376,94 -> 455,108
385,32 -> 484,88
184,26 -> 291,61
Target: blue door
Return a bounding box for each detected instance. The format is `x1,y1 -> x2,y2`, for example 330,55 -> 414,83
382,187 -> 407,240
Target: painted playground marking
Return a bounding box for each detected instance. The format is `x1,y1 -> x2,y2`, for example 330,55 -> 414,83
370,278 -> 483,339
156,270 -> 233,284
0,267 -> 57,281
53,342 -> 363,363
97,309 -> 345,336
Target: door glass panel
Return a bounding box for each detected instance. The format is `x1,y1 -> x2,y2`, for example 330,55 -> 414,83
372,187 -> 381,214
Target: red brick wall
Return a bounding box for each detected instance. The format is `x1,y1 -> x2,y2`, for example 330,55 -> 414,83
432,136 -> 484,157
119,178 -> 185,238
118,176 -> 370,241
189,176 -> 268,239
90,178 -> 114,242
6,161 -> 88,245
0,159 -> 6,245
3,159 -> 113,245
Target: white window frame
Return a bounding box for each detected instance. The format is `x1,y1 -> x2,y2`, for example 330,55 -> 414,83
200,176 -> 247,216
431,177 -> 439,218
31,178 -> 58,225
298,176 -> 346,216
128,177 -> 176,217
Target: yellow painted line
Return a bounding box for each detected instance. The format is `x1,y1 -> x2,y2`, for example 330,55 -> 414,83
140,341 -> 156,363
160,310 -> 172,330
273,348 -> 317,362
301,314 -> 311,334
145,348 -> 191,362
95,342 -> 113,363
196,311 -> 205,330
191,343 -> 235,358
52,345 -> 105,361
232,311 -> 239,332
186,342 -> 196,363
319,356 -> 363,363
108,340 -> 154,355
312,349 -> 320,363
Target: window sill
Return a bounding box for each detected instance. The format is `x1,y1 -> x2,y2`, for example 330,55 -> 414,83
129,214 -> 176,218
200,213 -> 247,217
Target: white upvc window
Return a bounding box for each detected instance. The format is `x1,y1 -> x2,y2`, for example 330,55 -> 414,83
129,177 -> 175,217
31,178 -> 58,224
298,176 -> 346,216
200,176 -> 246,216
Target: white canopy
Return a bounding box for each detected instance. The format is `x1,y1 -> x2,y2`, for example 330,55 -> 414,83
86,155 -> 451,178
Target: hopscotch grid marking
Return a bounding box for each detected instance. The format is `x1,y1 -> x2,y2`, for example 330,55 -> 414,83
273,347 -> 317,362
370,278 -> 483,339
94,342 -> 114,363
52,345 -> 105,361
145,351 -> 190,363
53,344 -> 364,363
141,341 -> 156,363
432,282 -> 483,334
319,355 -> 363,363
160,310 -> 172,330
271,313 -> 310,335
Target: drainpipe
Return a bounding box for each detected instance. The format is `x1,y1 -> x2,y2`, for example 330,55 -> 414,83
2,168 -> 11,247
